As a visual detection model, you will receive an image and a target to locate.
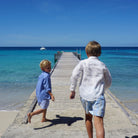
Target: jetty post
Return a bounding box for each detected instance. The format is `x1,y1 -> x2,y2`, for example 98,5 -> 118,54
54,51 -> 62,63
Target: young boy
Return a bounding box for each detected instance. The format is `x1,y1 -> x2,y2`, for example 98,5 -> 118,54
28,60 -> 55,123
70,41 -> 112,138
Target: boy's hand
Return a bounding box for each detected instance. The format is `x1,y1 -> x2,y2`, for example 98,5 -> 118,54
48,91 -> 55,101
70,91 -> 75,99
51,95 -> 55,101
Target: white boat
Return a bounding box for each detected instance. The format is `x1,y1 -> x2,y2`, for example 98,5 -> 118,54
40,47 -> 46,50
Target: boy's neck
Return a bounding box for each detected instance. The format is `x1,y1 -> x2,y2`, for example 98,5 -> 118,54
42,70 -> 50,74
87,55 -> 98,58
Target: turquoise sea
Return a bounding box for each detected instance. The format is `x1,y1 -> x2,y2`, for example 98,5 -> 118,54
0,47 -> 138,114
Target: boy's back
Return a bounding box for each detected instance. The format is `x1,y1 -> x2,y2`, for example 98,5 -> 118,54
70,56 -> 111,101
36,71 -> 51,103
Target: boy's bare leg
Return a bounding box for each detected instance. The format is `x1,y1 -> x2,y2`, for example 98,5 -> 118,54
27,113 -> 32,123
41,109 -> 47,122
28,109 -> 45,123
94,116 -> 104,138
85,113 -> 93,138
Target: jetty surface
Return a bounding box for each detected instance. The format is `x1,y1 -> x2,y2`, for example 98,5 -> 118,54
2,52 -> 138,138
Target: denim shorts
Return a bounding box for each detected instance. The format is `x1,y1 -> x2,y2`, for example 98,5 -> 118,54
80,95 -> 106,117
38,99 -> 49,109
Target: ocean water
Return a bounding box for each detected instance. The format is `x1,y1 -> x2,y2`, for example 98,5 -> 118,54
0,47 -> 138,113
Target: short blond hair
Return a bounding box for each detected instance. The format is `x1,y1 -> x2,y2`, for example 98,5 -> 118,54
40,60 -> 51,70
85,41 -> 101,57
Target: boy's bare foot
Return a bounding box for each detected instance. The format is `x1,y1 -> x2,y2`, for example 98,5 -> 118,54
41,118 -> 51,122
27,113 -> 32,123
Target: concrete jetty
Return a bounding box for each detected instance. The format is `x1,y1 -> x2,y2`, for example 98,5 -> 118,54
2,52 -> 138,138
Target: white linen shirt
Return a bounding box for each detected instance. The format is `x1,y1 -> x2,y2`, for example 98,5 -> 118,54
70,56 -> 112,101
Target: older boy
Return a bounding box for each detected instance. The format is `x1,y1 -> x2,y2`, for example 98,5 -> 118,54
70,41 -> 112,138
28,60 -> 55,123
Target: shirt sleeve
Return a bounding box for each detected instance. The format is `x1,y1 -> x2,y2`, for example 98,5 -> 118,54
104,67 -> 112,89
43,75 -> 51,92
70,61 -> 83,91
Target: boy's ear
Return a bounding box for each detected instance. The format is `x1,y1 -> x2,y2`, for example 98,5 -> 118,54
86,52 -> 90,57
98,52 -> 101,57
86,52 -> 88,56
41,67 -> 44,71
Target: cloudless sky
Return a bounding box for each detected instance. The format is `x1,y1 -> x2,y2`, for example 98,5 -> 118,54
0,0 -> 138,47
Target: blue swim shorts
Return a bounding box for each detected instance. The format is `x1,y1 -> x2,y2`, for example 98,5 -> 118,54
38,99 -> 49,109
80,95 -> 106,117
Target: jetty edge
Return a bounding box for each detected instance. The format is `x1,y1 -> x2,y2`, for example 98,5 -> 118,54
106,89 -> 138,126
2,52 -> 138,138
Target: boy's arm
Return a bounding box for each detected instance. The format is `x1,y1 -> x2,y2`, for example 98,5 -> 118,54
47,75 -> 55,101
70,62 -> 82,99
104,67 -> 112,89
48,91 -> 55,101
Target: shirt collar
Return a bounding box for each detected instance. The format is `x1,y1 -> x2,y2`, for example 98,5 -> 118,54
88,56 -> 98,59
43,71 -> 50,74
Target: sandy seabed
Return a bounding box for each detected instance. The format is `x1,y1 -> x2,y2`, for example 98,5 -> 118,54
0,111 -> 18,138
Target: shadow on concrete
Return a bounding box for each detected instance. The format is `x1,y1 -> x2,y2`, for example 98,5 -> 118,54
125,136 -> 138,138
34,114 -> 83,130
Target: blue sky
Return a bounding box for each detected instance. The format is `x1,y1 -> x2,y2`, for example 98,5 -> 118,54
0,0 -> 138,47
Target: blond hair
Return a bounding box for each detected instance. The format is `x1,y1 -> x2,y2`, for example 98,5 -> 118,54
85,41 -> 101,57
40,60 -> 51,70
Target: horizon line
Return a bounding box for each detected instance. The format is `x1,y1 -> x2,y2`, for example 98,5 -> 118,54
0,46 -> 138,47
